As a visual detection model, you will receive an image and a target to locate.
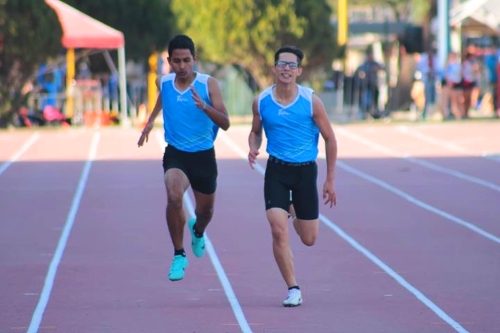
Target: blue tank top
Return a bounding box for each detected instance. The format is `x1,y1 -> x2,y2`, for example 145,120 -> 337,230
258,84 -> 319,163
160,72 -> 218,152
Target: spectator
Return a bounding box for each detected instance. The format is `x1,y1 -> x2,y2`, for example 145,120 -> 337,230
355,47 -> 384,118
416,47 -> 440,119
444,52 -> 464,120
484,46 -> 498,112
461,52 -> 479,118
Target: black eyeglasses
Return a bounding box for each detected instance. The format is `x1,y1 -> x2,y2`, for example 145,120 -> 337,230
275,60 -> 300,70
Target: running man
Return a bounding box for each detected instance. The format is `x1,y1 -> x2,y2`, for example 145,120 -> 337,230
138,35 -> 230,281
248,45 -> 338,307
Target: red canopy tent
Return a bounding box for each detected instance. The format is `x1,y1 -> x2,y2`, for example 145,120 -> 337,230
45,0 -> 129,124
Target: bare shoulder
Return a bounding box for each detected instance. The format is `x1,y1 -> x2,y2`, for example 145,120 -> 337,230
253,94 -> 259,104
312,94 -> 327,115
207,75 -> 220,86
207,76 -> 222,93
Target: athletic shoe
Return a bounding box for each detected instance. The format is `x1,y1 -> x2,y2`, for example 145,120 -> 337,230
189,218 -> 205,258
283,288 -> 303,307
168,255 -> 188,281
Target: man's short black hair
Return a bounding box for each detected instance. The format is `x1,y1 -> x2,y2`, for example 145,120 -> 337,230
168,35 -> 195,57
274,45 -> 304,66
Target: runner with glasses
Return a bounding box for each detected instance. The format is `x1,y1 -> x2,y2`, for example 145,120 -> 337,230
275,60 -> 300,70
248,45 -> 338,307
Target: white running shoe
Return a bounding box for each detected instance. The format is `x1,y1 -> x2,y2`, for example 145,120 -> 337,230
283,288 -> 303,307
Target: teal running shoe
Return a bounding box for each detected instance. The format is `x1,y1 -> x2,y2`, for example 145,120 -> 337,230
188,218 -> 205,258
168,255 -> 188,281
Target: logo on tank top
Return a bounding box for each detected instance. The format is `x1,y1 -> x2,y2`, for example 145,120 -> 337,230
278,109 -> 290,116
177,95 -> 189,102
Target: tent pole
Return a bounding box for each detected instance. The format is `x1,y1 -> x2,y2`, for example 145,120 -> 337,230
66,48 -> 75,119
148,52 -> 158,113
437,0 -> 450,70
118,46 -> 129,127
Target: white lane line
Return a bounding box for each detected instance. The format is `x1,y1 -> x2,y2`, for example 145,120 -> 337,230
397,125 -> 500,163
336,127 -> 500,193
483,154 -> 500,162
27,131 -> 100,333
218,130 -> 471,333
154,131 -> 252,333
222,129 -> 500,244
333,159 -> 500,244
0,132 -> 40,176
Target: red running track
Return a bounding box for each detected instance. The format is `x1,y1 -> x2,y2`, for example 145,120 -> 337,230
0,120 -> 499,333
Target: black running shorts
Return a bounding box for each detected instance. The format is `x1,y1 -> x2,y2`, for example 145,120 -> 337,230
264,156 -> 319,220
162,145 -> 218,195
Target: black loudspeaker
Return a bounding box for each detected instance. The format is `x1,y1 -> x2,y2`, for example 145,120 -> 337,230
401,26 -> 424,54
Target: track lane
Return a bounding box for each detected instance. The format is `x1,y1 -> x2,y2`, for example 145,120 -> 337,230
316,164 -> 500,333
211,127 -> 472,332
395,122 -> 500,161
0,130 -> 94,332
217,123 -> 500,332
2,120 -> 498,333
367,123 -> 500,178
330,126 -> 500,238
0,132 -> 40,176
334,126 -> 500,193
37,129 -> 244,333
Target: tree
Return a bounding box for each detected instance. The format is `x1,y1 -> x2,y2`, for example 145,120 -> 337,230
171,0 -> 336,90
327,0 -> 431,23
64,0 -> 175,61
295,0 -> 338,87
0,0 -> 63,126
0,0 -> 175,126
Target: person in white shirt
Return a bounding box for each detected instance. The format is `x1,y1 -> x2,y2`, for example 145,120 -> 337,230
444,52 -> 464,120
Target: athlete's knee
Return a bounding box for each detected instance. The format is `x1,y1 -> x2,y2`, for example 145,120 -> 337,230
166,188 -> 184,208
271,228 -> 289,248
300,234 -> 317,247
166,196 -> 183,211
293,218 -> 318,246
193,191 -> 215,221
267,210 -> 289,245
195,206 -> 213,221
270,221 -> 286,236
